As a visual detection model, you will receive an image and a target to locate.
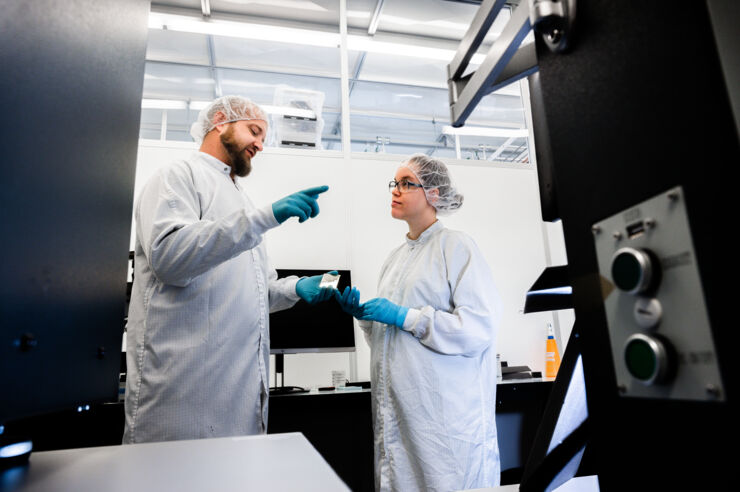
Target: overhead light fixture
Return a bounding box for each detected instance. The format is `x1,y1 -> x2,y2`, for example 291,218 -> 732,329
442,125 -> 528,138
141,99 -> 316,120
142,99 -> 188,110
148,12 -> 339,48
200,0 -> 211,17
148,12 -> 486,63
346,35 -> 485,64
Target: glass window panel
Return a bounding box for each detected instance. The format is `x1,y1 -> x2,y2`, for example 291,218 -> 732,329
218,68 -> 341,110
346,0 -> 377,30
356,51 -> 448,88
218,68 -> 343,151
350,114 -> 453,155
140,108 -> 164,139
458,135 -> 529,163
350,80 -> 448,119
213,36 -> 352,78
210,0 -> 352,26
146,29 -> 211,66
373,0 -> 509,43
166,128 -> 194,142
143,62 -> 215,100
467,88 -> 526,127
322,111 -> 342,151
139,107 -> 201,142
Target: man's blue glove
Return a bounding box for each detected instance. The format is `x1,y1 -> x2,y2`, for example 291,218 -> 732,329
358,297 -> 409,327
334,286 -> 365,318
296,270 -> 338,305
272,185 -> 329,224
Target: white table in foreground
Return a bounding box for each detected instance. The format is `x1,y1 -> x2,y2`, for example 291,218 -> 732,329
3,432 -> 349,492
464,475 -> 600,492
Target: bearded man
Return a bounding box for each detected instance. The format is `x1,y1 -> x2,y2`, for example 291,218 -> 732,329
124,95 -> 334,443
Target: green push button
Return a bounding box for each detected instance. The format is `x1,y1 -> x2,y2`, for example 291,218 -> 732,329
611,247 -> 656,294
624,336 -> 657,381
612,251 -> 643,292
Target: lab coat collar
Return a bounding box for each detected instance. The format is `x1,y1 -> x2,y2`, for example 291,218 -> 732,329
405,220 -> 443,246
197,151 -> 242,188
197,151 -> 233,176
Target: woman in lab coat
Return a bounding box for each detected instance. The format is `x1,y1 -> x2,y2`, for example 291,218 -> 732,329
336,154 -> 502,492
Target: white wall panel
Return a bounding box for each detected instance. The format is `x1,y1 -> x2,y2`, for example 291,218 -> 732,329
133,141 -> 553,388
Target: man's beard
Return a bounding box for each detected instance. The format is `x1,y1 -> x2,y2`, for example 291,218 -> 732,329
220,124 -> 252,177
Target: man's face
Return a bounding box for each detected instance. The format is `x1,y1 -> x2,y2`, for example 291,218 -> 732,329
219,119 -> 268,178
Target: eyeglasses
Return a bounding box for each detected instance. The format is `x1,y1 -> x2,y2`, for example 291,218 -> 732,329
388,179 -> 424,193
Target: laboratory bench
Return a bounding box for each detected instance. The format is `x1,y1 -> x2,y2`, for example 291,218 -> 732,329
1,433 -> 350,492
2,379 -> 552,490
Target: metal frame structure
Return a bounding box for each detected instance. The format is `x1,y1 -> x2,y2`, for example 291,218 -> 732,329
145,0 -> 532,161
447,0 -> 574,127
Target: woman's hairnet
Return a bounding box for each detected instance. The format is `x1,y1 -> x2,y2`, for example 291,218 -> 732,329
189,95 -> 268,144
402,153 -> 464,215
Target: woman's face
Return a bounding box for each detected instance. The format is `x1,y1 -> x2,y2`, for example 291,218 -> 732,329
390,166 -> 434,221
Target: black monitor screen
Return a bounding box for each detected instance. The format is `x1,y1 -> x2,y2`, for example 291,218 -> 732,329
269,269 -> 355,354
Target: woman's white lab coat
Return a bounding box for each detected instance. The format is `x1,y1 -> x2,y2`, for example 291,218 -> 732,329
360,220 -> 501,492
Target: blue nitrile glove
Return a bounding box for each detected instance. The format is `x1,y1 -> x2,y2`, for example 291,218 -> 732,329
334,286 -> 365,318
296,270 -> 338,305
272,185 -> 329,224
358,298 -> 409,327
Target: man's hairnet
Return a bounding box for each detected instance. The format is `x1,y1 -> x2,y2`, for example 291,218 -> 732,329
189,95 -> 268,144
402,153 -> 464,215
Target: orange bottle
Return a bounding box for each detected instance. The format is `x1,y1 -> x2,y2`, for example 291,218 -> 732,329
545,323 -> 561,378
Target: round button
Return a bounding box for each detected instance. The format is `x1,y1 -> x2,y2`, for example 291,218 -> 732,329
611,247 -> 656,294
633,297 -> 662,329
624,333 -> 674,385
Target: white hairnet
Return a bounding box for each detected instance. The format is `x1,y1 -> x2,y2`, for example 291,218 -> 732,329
189,95 -> 268,144
402,153 -> 464,215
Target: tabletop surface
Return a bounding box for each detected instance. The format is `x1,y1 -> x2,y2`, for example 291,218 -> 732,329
1,432 -> 350,492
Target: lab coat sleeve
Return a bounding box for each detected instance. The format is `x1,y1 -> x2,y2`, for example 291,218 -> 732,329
137,163 -> 279,287
267,266 -> 301,313
358,320 -> 374,345
401,235 -> 500,357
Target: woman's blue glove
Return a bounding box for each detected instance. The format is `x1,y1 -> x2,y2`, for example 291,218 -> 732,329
272,185 -> 329,224
334,286 -> 365,318
358,297 -> 409,327
296,270 -> 337,304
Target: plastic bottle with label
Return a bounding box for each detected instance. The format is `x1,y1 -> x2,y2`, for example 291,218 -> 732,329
545,323 -> 561,378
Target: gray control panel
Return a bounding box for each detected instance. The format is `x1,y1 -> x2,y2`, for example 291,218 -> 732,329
592,186 -> 723,401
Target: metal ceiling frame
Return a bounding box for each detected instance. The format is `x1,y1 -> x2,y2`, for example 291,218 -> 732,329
145,0 -> 535,161
448,0 -> 576,127
448,0 -> 536,127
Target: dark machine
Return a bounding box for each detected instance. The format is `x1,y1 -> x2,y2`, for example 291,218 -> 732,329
449,0 -> 738,489
0,0 -> 150,465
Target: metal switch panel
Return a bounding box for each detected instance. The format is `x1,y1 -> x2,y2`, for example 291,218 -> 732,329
592,186 -> 723,401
